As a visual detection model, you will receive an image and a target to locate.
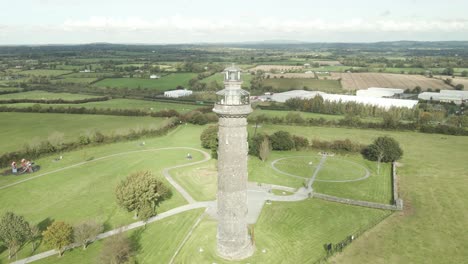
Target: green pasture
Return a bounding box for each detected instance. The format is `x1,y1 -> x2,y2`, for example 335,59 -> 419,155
0,91 -> 100,100
1,98 -> 201,113
250,108 -> 382,123
0,87 -> 22,92
35,209 -> 204,264
51,77 -> 98,84
262,78 -> 343,93
64,72 -> 116,78
0,112 -> 170,154
18,69 -> 72,77
93,73 -> 197,90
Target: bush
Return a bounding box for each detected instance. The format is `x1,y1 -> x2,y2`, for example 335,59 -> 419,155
270,131 -> 295,151
200,125 -> 218,159
293,135 -> 309,150
362,136 -> 403,162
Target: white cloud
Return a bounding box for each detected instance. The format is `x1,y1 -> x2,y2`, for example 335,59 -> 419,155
1,16 -> 468,44
60,16 -> 468,33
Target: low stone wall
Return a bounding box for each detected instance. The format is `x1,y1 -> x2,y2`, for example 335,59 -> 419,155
392,162 -> 404,210
313,192 -> 401,210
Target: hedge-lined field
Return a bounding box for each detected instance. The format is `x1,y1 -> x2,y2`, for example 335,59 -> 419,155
93,73 -> 197,90
0,112 -> 169,154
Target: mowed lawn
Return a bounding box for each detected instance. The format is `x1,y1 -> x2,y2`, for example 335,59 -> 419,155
0,90 -> 100,100
175,199 -> 391,263
93,73 -> 197,90
262,78 -> 343,93
35,209 -> 205,264
1,98 -> 202,113
0,112 -> 170,154
252,124 -> 468,263
0,125 -> 208,261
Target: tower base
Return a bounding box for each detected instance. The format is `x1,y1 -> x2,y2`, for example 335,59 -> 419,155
217,240 -> 254,260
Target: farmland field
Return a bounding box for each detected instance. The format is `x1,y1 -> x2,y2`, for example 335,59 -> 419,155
266,72 -> 316,78
249,65 -> 303,72
0,112 -> 171,154
18,69 -> 72,77
93,73 -> 197,90
0,98 -> 202,113
262,78 -> 343,93
434,75 -> 468,87
51,77 -> 98,84
326,72 -> 453,90
0,90 -> 100,100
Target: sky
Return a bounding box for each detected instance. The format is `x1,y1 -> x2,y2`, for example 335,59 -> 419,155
1,0 -> 468,44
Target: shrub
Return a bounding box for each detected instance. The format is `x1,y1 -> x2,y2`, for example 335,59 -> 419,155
270,131 -> 295,151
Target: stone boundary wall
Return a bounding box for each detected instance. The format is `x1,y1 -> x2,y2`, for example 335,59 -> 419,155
392,162 -> 404,210
313,192 -> 401,211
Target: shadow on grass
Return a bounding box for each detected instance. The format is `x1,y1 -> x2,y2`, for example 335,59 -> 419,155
37,217 -> 54,232
129,228 -> 144,254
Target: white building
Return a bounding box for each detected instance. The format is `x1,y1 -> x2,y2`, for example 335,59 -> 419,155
150,74 -> 160,79
271,90 -> 418,109
163,89 -> 192,98
356,87 -> 404,98
418,90 -> 468,104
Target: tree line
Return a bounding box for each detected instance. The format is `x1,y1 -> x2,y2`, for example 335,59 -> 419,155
0,96 -> 110,105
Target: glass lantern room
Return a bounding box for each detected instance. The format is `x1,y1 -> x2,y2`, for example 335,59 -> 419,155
216,88 -> 250,105
215,65 -> 250,106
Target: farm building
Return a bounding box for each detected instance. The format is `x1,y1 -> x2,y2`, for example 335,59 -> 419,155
271,90 -> 418,109
418,90 -> 468,104
356,87 -> 404,98
163,89 -> 192,98
150,74 -> 160,79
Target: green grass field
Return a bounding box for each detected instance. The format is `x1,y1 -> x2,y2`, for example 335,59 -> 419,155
18,69 -> 72,77
1,98 -> 202,113
93,73 -> 197,91
314,155 -> 393,204
0,91 -> 100,100
32,210 -> 204,264
171,159 -> 217,201
250,108 -> 382,123
0,112 -> 170,154
0,119 -> 467,263
51,77 -> 98,84
251,123 -> 468,263
0,125 -> 208,262
175,199 -> 391,263
262,78 -> 343,93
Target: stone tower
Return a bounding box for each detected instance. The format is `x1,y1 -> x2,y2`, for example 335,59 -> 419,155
213,65 -> 254,260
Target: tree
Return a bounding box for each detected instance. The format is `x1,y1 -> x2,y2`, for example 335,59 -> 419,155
99,233 -> 133,264
269,131 -> 295,151
73,220 -> 103,250
259,137 -> 271,162
0,212 -> 31,259
462,70 -> 468,77
455,84 -> 464,90
115,171 -> 171,219
42,221 -> 73,257
362,136 -> 403,164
